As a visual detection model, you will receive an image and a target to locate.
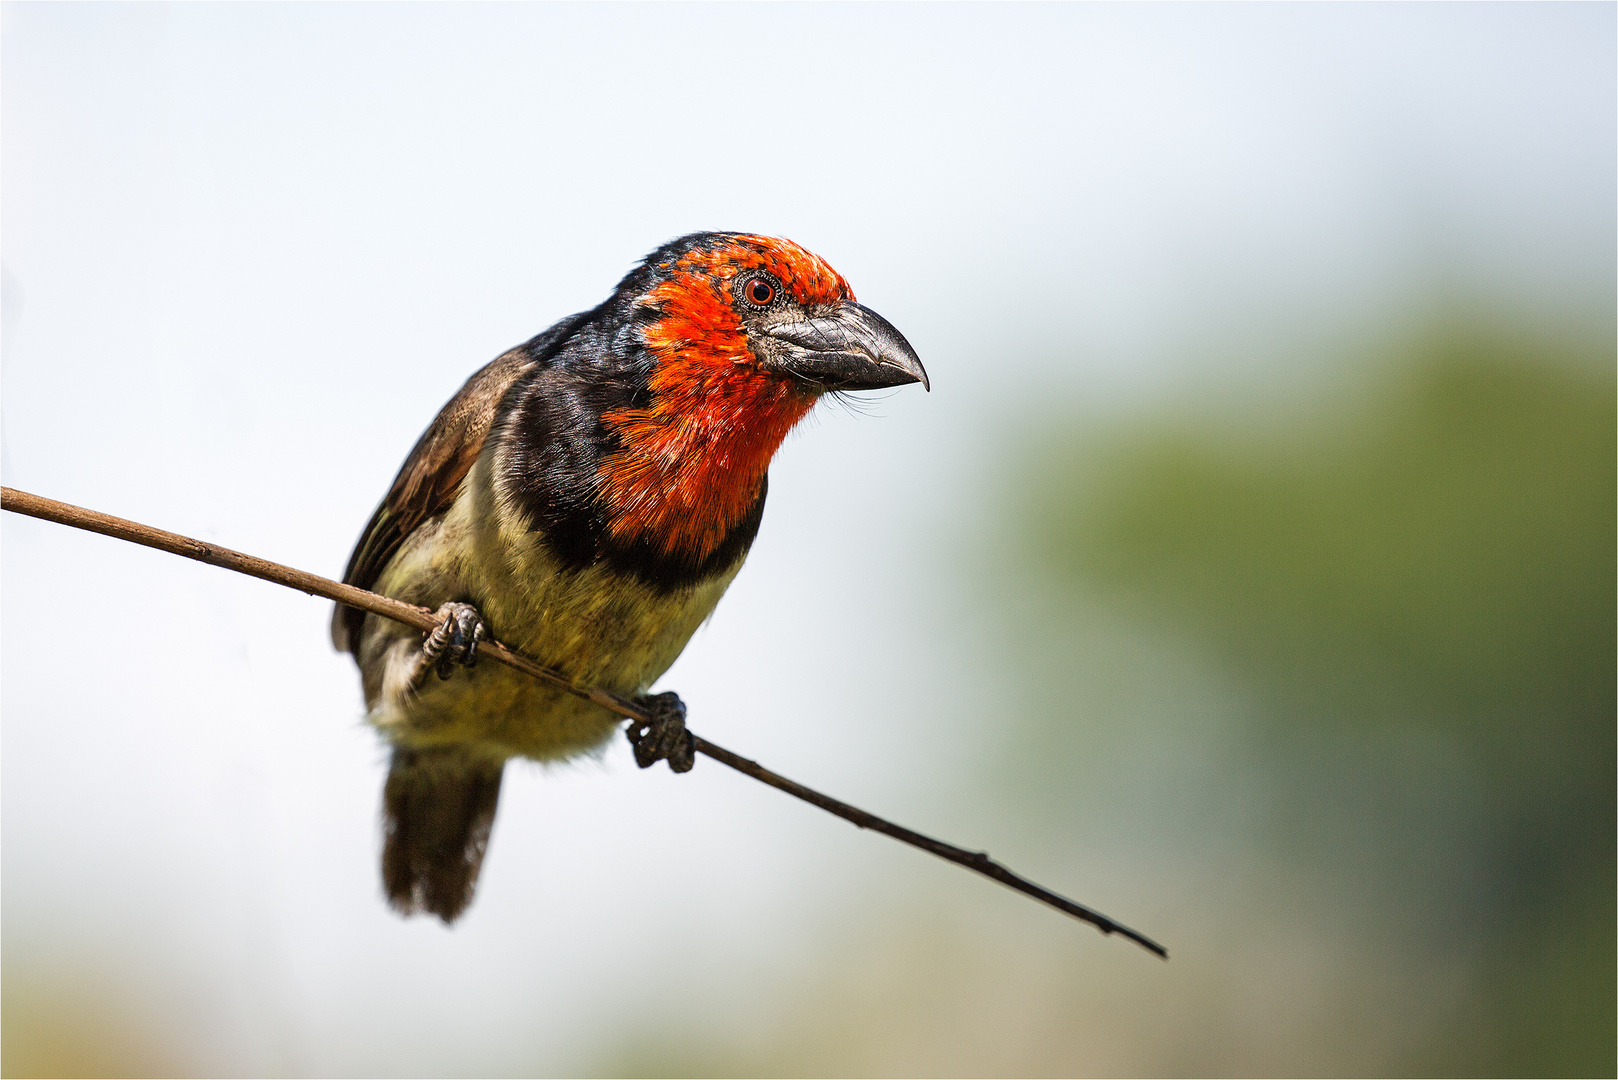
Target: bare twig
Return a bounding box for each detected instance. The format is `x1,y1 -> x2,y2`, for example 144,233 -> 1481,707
2,485 -> 1167,958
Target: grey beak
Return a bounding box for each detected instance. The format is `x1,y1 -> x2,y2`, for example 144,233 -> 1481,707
765,302 -> 929,392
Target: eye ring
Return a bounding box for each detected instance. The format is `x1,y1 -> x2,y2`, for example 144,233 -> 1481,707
742,276 -> 776,307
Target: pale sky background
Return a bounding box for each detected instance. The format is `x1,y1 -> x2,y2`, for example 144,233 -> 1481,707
3,4 -> 1612,1075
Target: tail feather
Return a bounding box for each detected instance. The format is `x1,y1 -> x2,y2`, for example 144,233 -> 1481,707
382,747 -> 505,923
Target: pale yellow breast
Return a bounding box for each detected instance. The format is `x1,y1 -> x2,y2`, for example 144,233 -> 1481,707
357,450 -> 741,762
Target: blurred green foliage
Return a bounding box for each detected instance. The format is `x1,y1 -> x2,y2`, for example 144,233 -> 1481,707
1032,325 -> 1615,1076
595,324 -> 1614,1080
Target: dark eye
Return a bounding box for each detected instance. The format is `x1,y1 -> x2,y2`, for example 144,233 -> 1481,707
744,277 -> 775,306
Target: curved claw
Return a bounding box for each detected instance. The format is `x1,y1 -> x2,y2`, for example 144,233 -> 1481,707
626,691 -> 695,773
423,602 -> 487,682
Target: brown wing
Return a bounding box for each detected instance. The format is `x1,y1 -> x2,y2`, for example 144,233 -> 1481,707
331,348 -> 533,653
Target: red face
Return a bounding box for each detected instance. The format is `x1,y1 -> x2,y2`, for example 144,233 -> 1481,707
598,236 -> 841,561
596,234 -> 925,564
646,233 -> 854,315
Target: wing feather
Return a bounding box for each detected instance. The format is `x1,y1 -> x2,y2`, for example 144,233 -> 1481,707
331,348 -> 533,652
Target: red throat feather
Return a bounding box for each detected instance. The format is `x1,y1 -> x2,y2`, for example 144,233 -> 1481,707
597,236 -> 852,564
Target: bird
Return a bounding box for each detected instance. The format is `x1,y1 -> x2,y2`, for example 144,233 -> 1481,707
331,232 -> 928,923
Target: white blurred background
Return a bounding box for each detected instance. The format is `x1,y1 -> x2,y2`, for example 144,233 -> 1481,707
3,4 -> 1612,1076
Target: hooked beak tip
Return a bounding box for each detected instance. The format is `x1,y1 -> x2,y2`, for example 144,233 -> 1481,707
765,301 -> 928,394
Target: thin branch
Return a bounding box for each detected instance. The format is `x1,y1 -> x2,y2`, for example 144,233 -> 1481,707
2,485 -> 1167,959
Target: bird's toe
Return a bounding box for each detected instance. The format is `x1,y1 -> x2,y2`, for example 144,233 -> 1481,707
627,691 -> 695,773
425,601 -> 487,680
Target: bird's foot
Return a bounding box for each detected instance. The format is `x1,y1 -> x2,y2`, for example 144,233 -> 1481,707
418,601 -> 487,683
626,691 -> 695,773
